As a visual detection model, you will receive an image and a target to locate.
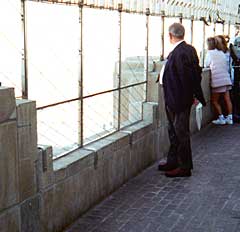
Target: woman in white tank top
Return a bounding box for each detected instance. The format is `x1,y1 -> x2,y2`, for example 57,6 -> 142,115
205,37 -> 233,125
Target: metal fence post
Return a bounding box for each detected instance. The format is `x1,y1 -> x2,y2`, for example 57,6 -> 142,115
160,10 -> 165,60
21,0 -> 28,99
117,3 -> 122,130
78,2 -> 83,146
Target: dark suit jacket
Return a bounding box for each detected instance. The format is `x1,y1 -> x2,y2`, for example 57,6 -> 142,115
162,41 -> 206,113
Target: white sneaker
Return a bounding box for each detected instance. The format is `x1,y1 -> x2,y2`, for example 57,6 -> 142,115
212,115 -> 226,125
225,115 -> 233,125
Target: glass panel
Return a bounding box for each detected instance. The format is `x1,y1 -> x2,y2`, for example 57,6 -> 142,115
149,16 -> 162,67
26,2 -> 79,107
193,20 -> 204,64
0,1 -> 22,97
229,24 -> 236,42
120,84 -> 146,128
164,17 -> 178,58
83,91 -> 117,144
215,23 -> 224,36
224,23 -> 229,36
82,8 -> 119,96
37,101 -> 79,158
121,13 -> 146,87
182,19 -> 191,45
205,22 -> 215,40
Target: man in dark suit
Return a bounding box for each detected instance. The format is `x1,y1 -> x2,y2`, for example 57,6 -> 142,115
158,23 -> 206,177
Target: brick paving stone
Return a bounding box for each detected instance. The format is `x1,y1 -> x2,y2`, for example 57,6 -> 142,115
64,124 -> 240,232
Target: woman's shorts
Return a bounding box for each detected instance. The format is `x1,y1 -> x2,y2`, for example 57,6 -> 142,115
212,85 -> 232,93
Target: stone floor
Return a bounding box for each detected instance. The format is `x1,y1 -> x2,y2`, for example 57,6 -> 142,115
65,124 -> 240,232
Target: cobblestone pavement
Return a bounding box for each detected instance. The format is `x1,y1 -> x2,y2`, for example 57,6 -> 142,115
65,124 -> 240,232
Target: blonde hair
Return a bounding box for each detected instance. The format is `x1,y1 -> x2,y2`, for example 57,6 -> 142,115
215,35 -> 229,53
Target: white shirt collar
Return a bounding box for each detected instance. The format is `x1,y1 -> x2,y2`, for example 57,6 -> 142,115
172,40 -> 185,51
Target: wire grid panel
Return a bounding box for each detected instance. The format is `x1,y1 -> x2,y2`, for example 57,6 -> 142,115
82,8 -> 119,96
163,17 -> 179,58
0,1 -> 22,97
26,2 -> 80,107
37,101 -> 80,158
193,20 -> 204,63
83,91 -> 118,145
120,83 -> 146,128
121,13 -> 147,87
182,19 -> 192,45
148,15 -> 162,66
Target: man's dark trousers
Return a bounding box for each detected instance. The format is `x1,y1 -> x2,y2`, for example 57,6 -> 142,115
165,105 -> 193,170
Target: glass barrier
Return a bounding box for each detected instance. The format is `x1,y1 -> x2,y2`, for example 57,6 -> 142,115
82,8 -> 119,96
0,1 -> 22,97
26,2 -> 79,107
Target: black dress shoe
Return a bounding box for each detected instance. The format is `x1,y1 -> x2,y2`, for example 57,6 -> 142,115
165,168 -> 191,178
158,162 -> 178,171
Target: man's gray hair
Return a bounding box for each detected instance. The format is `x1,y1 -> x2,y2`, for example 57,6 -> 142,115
169,23 -> 185,39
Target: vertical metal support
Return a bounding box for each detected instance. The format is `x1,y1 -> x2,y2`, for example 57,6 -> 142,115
78,2 -> 83,146
160,11 -> 165,61
202,21 -> 206,67
228,20 -> 231,37
21,0 -> 28,99
179,13 -> 183,24
117,3 -> 122,130
213,22 -> 216,36
145,8 -> 150,102
222,22 -> 225,34
190,15 -> 194,45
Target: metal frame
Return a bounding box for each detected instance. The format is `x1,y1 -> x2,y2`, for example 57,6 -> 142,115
160,11 -> 165,60
145,8 -> 150,105
21,0 -> 28,99
78,2 -> 83,146
190,15 -> 194,45
202,20 -> 206,66
21,0 -> 239,158
117,3 -> 122,131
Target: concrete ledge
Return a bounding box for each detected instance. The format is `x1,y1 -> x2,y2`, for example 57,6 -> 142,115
0,87 -> 15,123
0,206 -> 20,232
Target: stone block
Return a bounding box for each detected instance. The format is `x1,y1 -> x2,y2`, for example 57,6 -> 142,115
19,158 -> 36,201
143,102 -> 159,128
16,100 -> 37,161
201,69 -> 211,101
16,99 -> 36,126
0,206 -> 20,232
20,196 -> 40,232
54,167 -> 67,183
202,103 -> 213,126
36,146 -> 54,190
39,188 -> 54,232
86,139 -> 115,163
118,145 -> 131,182
103,131 -> 130,152
0,121 -> 19,210
52,177 -> 78,232
157,125 -> 170,159
147,72 -> 159,102
65,149 -> 94,176
0,87 -> 15,123
122,121 -> 153,143
158,87 -> 168,127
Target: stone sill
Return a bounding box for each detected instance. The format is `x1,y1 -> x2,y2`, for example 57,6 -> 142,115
52,120 -> 154,183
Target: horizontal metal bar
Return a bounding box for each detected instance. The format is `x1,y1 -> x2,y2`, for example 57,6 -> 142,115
36,81 -> 147,110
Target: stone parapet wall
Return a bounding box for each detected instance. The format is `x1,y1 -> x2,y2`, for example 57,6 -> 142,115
0,69 -> 213,232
